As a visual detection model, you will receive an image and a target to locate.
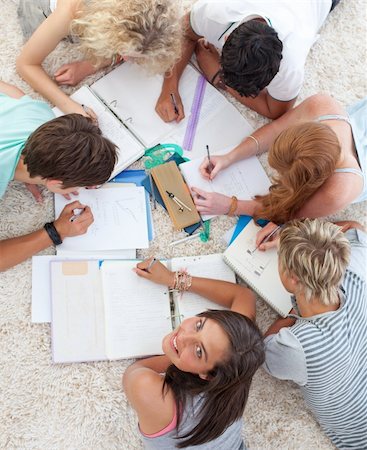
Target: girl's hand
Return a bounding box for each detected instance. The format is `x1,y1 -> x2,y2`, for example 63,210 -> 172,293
255,222 -> 280,251
199,154 -> 231,180
333,220 -> 366,233
135,258 -> 175,288
191,187 -> 232,215
54,60 -> 96,86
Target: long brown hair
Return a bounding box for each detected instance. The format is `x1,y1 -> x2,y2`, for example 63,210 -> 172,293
254,122 -> 341,224
163,310 -> 264,448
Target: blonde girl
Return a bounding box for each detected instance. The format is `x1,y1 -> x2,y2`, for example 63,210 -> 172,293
16,0 -> 182,117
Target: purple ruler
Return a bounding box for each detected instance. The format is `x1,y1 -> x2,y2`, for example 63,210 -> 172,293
182,74 -> 207,151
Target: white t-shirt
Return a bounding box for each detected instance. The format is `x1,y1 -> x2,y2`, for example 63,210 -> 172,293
190,0 -> 332,101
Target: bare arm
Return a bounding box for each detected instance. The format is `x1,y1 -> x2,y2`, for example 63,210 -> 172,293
228,87 -> 296,119
155,13 -> 202,123
16,0 -> 90,115
135,259 -> 256,320
0,201 -> 93,272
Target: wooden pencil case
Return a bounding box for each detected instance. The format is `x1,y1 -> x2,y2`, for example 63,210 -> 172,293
151,161 -> 201,230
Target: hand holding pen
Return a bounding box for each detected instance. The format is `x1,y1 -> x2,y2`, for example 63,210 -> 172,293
254,222 -> 282,252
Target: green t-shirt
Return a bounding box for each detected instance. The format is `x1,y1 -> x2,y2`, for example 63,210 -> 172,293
0,93 -> 55,198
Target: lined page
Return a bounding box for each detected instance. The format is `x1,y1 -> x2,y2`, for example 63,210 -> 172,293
223,220 -> 292,317
180,154 -> 271,220
101,260 -> 172,359
91,62 -> 253,159
170,254 -> 236,319
50,260 -> 107,363
52,86 -> 144,179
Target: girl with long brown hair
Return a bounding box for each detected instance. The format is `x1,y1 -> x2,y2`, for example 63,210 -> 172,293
123,258 -> 264,449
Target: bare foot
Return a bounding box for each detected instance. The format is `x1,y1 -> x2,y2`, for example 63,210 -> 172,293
195,40 -> 226,90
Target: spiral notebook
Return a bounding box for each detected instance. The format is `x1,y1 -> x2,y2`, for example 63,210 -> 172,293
223,220 -> 292,317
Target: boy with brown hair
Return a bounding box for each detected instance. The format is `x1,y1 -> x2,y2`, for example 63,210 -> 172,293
0,81 -> 117,271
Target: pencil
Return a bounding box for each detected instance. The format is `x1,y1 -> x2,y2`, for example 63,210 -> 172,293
206,144 -> 214,175
251,224 -> 282,253
170,93 -> 179,115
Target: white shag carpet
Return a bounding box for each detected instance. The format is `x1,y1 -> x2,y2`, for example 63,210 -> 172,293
0,1 -> 366,449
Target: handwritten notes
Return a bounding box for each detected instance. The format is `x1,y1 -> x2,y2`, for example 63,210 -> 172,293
54,186 -> 149,251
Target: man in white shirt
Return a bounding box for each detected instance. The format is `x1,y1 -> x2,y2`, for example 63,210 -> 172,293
156,0 -> 337,120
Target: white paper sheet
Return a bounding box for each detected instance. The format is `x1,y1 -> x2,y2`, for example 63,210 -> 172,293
54,186 -> 149,251
31,251 -> 136,323
180,154 -> 271,220
100,260 -> 172,359
91,62 -> 253,159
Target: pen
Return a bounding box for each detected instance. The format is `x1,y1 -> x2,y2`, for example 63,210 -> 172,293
249,224 -> 282,254
148,172 -> 156,209
166,190 -> 192,212
169,232 -> 201,246
170,93 -> 179,115
70,208 -> 85,223
145,257 -> 157,272
206,144 -> 214,175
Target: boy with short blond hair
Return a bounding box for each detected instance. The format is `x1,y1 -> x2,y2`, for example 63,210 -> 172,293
264,219 -> 367,449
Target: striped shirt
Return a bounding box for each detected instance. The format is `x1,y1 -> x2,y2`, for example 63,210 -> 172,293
264,229 -> 367,449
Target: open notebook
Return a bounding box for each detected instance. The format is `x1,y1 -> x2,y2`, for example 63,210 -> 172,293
53,62 -> 253,176
179,153 -> 271,220
223,220 -> 292,317
50,254 -> 235,363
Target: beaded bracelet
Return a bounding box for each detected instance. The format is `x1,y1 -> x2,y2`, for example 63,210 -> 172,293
173,270 -> 192,292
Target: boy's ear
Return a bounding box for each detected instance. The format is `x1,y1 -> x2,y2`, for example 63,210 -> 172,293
289,272 -> 300,288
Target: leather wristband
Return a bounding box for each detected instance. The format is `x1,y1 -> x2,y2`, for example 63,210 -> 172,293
227,196 -> 238,216
44,222 -> 63,246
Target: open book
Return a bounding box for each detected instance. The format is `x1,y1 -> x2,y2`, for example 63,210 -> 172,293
53,62 -> 253,177
223,220 -> 292,317
179,154 -> 271,221
50,254 -> 236,363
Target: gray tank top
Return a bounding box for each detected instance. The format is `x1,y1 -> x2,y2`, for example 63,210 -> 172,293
141,395 -> 246,450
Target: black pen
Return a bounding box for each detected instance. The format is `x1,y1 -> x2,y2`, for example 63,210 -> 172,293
206,144 -> 214,175
170,93 -> 179,115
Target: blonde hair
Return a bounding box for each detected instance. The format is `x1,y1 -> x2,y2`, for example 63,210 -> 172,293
72,0 -> 182,73
278,219 -> 350,305
254,122 -> 341,224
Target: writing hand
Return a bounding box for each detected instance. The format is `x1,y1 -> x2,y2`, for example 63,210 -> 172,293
134,258 -> 175,288
155,89 -> 184,123
255,222 -> 280,251
53,201 -> 93,240
199,154 -> 231,180
191,187 -> 232,215
54,60 -> 96,86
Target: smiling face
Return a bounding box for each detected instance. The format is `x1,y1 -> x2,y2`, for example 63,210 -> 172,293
162,317 -> 230,378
